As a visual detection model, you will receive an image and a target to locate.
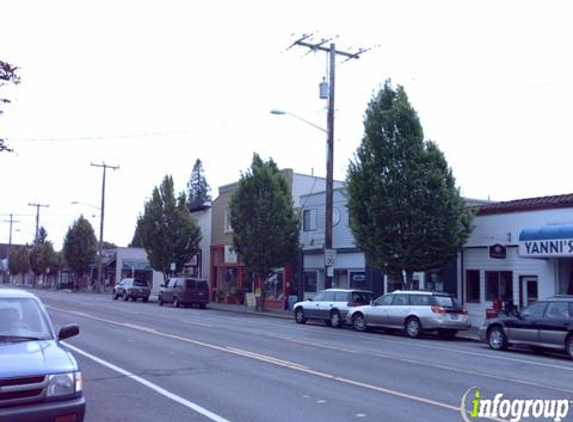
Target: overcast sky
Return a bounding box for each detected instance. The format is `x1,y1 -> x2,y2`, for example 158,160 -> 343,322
1,1 -> 572,250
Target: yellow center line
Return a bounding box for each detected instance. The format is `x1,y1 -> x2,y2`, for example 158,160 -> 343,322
47,305 -> 508,420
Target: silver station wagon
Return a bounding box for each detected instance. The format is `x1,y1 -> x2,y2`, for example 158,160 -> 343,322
346,290 -> 470,339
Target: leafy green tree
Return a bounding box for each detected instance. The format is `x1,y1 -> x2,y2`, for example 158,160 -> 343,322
63,216 -> 98,284
0,60 -> 20,153
229,154 -> 299,310
137,175 -> 202,280
186,158 -> 212,211
8,245 -> 29,282
29,241 -> 58,286
346,81 -> 473,288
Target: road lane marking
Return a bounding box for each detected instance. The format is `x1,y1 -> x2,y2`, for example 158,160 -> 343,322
49,305 -> 507,419
63,342 -> 234,422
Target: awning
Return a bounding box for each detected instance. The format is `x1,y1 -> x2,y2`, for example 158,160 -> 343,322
519,224 -> 573,258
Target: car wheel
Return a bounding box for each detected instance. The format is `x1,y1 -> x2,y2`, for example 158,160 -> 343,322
405,317 -> 422,339
330,310 -> 342,328
487,325 -> 508,351
122,292 -> 128,301
566,335 -> 573,359
112,292 -> 118,300
352,313 -> 367,332
294,308 -> 307,324
173,297 -> 180,308
158,295 -> 164,306
143,297 -> 149,303
437,330 -> 457,340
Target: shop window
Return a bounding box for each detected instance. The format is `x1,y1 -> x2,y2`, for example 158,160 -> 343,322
485,271 -> 513,302
264,271 -> 284,300
304,271 -> 318,292
224,209 -> 233,233
387,275 -> 403,293
349,271 -> 366,289
303,209 -> 317,232
466,270 -> 480,303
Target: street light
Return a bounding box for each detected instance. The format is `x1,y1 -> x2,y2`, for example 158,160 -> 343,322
71,201 -> 103,291
271,108 -> 335,289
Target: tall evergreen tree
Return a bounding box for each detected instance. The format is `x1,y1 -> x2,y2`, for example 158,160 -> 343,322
63,215 -> 98,284
229,154 -> 299,310
137,175 -> 202,280
186,159 -> 211,211
346,81 -> 473,288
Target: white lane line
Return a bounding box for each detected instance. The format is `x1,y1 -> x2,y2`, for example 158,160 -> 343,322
63,342 -> 233,422
49,305 -> 486,417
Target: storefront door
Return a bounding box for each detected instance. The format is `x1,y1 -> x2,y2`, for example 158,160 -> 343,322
519,276 -> 538,309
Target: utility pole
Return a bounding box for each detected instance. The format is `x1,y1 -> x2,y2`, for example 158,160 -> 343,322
28,203 -> 49,244
2,213 -> 19,262
91,162 -> 119,293
290,34 -> 368,289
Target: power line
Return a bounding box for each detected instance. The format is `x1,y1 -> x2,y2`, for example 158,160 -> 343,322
0,129 -> 191,143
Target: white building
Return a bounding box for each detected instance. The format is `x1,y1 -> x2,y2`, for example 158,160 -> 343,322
463,194 -> 573,326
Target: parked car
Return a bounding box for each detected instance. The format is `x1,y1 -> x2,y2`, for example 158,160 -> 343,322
293,288 -> 375,328
158,277 -> 209,308
479,296 -> 573,359
113,278 -> 151,302
0,289 -> 86,421
346,290 -> 470,339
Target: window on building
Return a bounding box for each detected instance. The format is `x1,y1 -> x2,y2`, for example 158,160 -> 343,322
224,209 -> 233,233
303,271 -> 318,293
303,209 -> 317,232
485,271 -> 513,302
466,270 -> 480,303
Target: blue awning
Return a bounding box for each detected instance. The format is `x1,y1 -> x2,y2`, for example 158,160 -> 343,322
519,224 -> 573,241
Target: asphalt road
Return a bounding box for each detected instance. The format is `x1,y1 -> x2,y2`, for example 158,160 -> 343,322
24,289 -> 573,422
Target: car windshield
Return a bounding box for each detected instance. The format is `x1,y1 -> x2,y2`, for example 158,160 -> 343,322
433,295 -> 461,308
0,298 -> 53,341
133,280 -> 149,287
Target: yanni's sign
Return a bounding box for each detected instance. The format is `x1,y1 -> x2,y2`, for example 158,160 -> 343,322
519,238 -> 573,258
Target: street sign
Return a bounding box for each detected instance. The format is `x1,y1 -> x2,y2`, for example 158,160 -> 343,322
325,249 -> 336,267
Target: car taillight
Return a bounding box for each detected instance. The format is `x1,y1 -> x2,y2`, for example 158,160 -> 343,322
431,306 -> 447,314
462,307 -> 468,315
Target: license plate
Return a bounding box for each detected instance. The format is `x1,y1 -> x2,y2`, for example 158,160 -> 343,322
450,314 -> 459,320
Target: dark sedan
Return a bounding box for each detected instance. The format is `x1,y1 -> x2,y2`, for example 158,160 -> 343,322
479,296 -> 573,359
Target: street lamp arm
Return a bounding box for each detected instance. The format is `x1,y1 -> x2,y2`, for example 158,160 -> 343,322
71,201 -> 101,210
270,110 -> 327,133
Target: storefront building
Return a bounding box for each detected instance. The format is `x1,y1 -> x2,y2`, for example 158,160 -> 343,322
463,194 -> 573,326
210,170 -> 340,309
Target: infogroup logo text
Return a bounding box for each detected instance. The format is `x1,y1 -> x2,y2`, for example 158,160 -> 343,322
461,387 -> 571,422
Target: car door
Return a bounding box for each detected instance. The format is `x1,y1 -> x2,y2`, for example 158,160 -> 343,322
366,295 -> 393,326
164,279 -> 176,303
538,301 -> 572,348
316,291 -> 336,320
505,301 -> 547,344
386,294 -> 410,328
304,291 -> 325,319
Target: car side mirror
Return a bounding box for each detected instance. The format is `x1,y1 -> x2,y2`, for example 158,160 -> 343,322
307,298 -> 313,302
58,324 -> 79,341
370,300 -> 375,306
160,284 -> 166,288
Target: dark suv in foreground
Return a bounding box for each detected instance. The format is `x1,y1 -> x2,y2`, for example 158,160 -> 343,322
113,278 -> 151,302
479,296 -> 573,358
158,277 -> 209,308
0,289 -> 85,422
